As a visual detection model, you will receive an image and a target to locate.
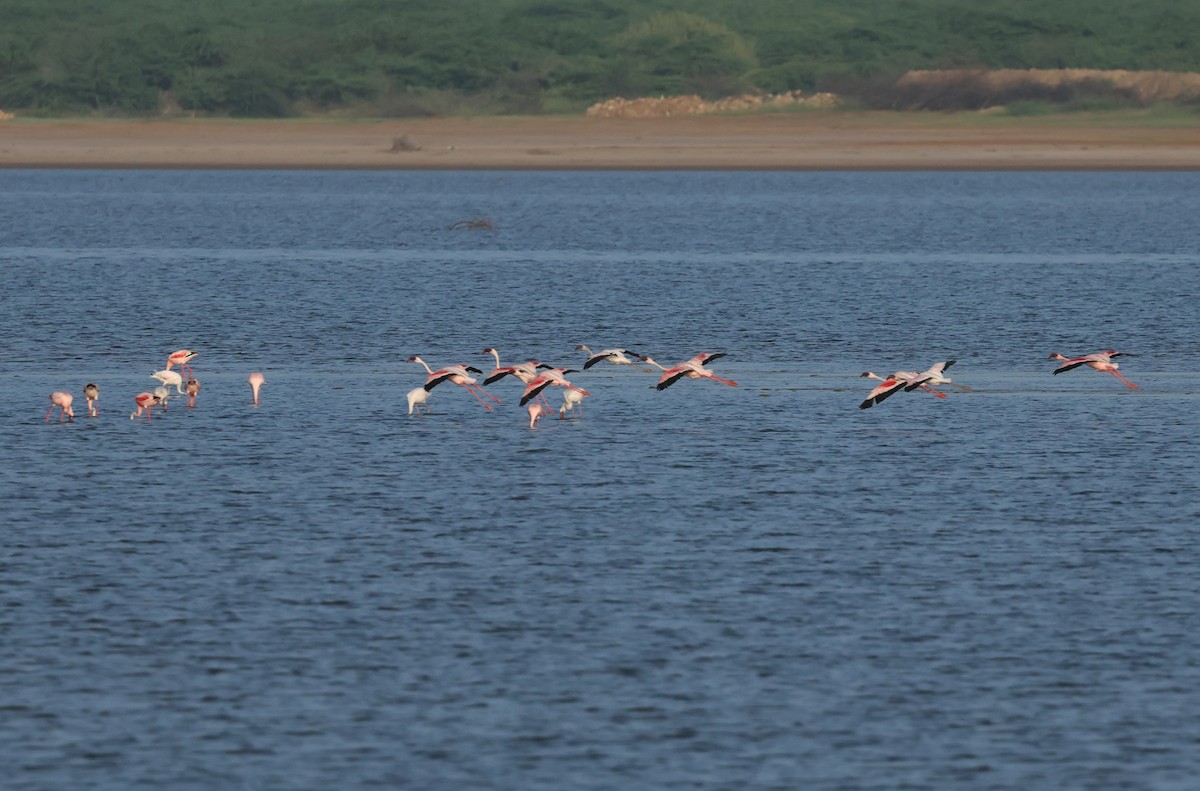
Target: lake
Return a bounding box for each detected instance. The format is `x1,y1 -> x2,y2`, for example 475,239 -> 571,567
1,170 -> 1198,789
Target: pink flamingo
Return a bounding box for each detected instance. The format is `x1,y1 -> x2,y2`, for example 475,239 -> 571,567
45,391 -> 75,422
1049,350 -> 1139,390
185,378 -> 201,408
408,355 -> 500,411
83,383 -> 99,417
166,349 -> 198,378
130,392 -> 161,420
481,348 -> 554,409
528,402 -> 553,429
858,370 -> 948,410
248,371 -> 265,405
519,368 -> 590,407
640,353 -> 738,391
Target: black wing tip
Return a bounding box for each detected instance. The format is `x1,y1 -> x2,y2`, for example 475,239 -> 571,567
582,358 -> 601,370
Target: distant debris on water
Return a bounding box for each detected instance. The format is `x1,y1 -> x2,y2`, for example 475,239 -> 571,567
388,133 -> 422,152
447,218 -> 494,231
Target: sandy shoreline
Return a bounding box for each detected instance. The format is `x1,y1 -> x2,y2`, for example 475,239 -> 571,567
1,113 -> 1199,170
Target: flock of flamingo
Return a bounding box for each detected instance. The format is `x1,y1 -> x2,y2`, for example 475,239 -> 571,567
43,349 -> 266,423
41,347 -> 1138,427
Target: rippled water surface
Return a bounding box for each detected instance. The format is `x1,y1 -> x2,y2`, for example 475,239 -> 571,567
2,171 -> 1199,789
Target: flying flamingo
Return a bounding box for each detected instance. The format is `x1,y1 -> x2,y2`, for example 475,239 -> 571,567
407,387 -> 431,415
185,378 -> 201,408
166,349 -> 198,378
1048,350 -> 1139,390
45,391 -> 75,422
480,349 -> 554,409
528,402 -> 553,429
519,368 -> 589,407
83,383 -> 99,417
640,353 -> 738,391
559,387 -> 588,418
903,359 -> 971,392
408,355 -> 500,411
130,391 -> 162,420
858,370 -> 948,410
151,368 -> 186,394
576,345 -> 642,370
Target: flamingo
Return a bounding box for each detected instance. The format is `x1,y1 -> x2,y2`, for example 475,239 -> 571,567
528,402 -> 553,429
1049,350 -> 1139,390
45,391 -> 75,422
130,391 -> 162,420
166,349 -> 198,378
903,359 -> 971,392
858,370 -> 948,410
408,355 -> 499,411
576,345 -> 642,370
407,386 -> 431,415
480,349 -> 554,409
153,385 -> 172,411
248,371 -> 265,405
185,378 -> 201,408
640,353 -> 738,391
559,387 -> 589,418
151,368 -> 186,394
519,368 -> 590,407
83,383 -> 99,417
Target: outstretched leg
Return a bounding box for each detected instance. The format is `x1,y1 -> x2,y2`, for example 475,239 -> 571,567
456,382 -> 494,411
918,384 -> 949,399
1109,370 -> 1140,390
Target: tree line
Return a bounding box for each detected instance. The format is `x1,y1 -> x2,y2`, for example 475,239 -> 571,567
2,0 -> 1198,117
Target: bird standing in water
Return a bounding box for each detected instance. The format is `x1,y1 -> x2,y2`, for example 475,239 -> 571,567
185,378 -> 201,408
248,372 -> 266,405
83,383 -> 99,417
45,391 -> 75,422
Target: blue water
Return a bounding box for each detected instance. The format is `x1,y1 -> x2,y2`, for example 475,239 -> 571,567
1,170 -> 1199,789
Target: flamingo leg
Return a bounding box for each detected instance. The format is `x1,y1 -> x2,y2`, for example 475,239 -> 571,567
44,406 -> 55,422
918,384 -> 949,399
704,374 -> 739,387
456,382 -> 494,411
472,384 -> 502,404
1109,370 -> 1140,390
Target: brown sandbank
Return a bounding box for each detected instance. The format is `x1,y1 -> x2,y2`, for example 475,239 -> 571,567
1,113 -> 1198,170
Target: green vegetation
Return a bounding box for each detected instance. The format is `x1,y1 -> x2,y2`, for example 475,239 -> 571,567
2,0 -> 1199,117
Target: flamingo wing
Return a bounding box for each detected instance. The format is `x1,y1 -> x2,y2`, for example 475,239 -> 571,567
656,368 -> 689,391
424,371 -> 455,391
483,367 -> 516,385
519,378 -> 553,406
1052,361 -> 1089,375
582,354 -> 609,370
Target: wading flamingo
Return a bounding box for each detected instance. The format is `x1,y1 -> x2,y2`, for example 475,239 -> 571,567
1048,350 -> 1139,390
248,371 -> 265,405
151,368 -> 186,394
559,387 -> 588,418
408,355 -> 499,411
153,385 -> 172,411
528,402 -> 553,429
185,378 -> 201,408
83,383 -> 99,417
130,391 -> 162,420
640,353 -> 738,391
166,349 -> 198,378
45,391 -> 75,422
407,387 -> 431,415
